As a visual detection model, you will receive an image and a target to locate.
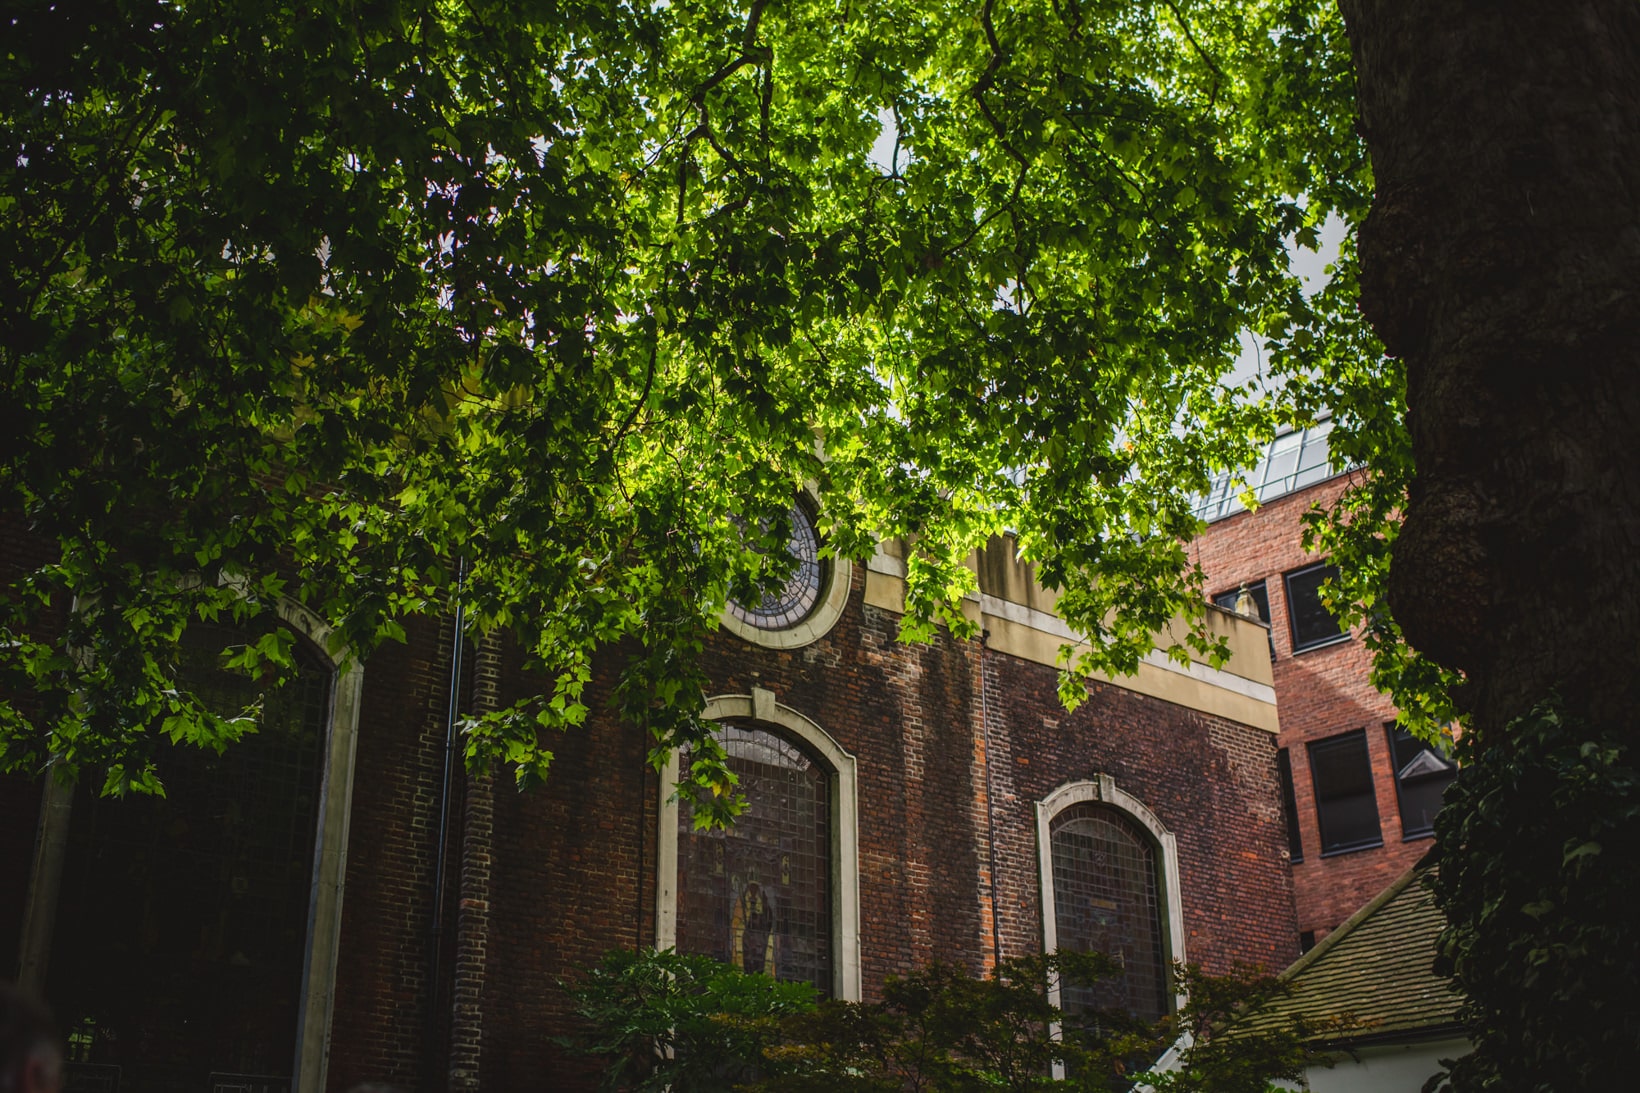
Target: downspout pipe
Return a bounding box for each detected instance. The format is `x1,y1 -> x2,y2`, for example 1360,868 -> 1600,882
426,557 -> 467,1075
980,627 -> 1004,967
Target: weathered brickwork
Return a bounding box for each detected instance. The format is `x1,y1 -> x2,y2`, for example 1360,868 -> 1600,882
5,547 -> 1297,1091
324,613 -> 459,1091
459,569 -> 1297,1087
1192,473 -> 1431,942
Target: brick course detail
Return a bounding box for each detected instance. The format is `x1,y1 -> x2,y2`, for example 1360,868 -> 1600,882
5,560 -> 1299,1091
1192,472 -> 1434,943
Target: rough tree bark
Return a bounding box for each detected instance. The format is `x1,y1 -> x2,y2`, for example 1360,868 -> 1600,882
1339,2 -> 1640,1082
1339,0 -> 1640,740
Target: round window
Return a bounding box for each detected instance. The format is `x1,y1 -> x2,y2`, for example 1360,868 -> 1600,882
726,500 -> 826,631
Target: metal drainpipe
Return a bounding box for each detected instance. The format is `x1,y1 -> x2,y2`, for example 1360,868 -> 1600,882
980,627 -> 1003,968
637,729 -> 648,949
425,557 -> 467,1074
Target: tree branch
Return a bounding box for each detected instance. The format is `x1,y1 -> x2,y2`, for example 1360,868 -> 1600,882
1161,0 -> 1226,108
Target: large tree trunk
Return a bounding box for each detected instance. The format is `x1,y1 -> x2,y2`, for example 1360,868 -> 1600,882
1340,0 -> 1640,740
1338,3 -> 1640,1084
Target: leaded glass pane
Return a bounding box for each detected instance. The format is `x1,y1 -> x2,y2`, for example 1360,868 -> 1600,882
726,500 -> 826,630
677,723 -> 832,994
1050,804 -> 1169,1021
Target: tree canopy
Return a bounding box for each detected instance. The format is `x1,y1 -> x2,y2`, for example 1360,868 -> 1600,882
2,0 -> 1415,803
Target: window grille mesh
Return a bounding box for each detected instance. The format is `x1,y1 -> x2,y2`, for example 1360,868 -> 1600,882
1050,803 -> 1168,1021
677,723 -> 832,994
726,501 -> 826,630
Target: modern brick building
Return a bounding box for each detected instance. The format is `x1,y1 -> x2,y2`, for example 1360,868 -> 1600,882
1190,419 -> 1456,949
4,511 -> 1298,1091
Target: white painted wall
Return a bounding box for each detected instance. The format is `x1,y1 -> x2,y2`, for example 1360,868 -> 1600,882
1296,1038 -> 1468,1092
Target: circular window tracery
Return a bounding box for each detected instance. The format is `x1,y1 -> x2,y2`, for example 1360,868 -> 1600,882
726,499 -> 827,631
719,494 -> 852,649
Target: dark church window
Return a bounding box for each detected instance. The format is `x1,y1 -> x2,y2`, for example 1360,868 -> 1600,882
1048,803 -> 1169,1022
726,498 -> 827,631
1308,730 -> 1383,854
1386,724 -> 1457,839
676,723 -> 833,994
1285,562 -> 1347,651
50,621 -> 330,1093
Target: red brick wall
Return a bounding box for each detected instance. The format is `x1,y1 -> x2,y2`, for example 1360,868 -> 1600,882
325,613 -> 460,1092
2,554 -> 1300,1092
462,569 -> 1298,1088
1192,473 -> 1431,941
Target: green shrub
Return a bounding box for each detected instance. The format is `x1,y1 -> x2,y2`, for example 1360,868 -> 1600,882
1428,701 -> 1640,1090
565,949 -> 1312,1092
560,947 -> 820,1091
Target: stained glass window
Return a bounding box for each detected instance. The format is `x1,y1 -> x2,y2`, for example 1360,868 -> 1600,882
1049,803 -> 1169,1021
726,499 -> 826,631
676,723 -> 833,994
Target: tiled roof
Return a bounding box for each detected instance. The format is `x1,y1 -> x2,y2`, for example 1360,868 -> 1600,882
1239,861 -> 1464,1046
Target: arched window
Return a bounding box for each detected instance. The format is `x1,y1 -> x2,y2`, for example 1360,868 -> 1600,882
1048,804 -> 1169,1020
657,689 -> 861,1000
1037,776 -> 1184,1028
50,621 -> 334,1089
676,724 -> 833,992
18,596 -> 366,1093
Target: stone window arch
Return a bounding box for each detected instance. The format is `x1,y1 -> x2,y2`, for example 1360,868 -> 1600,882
1036,775 -> 1185,1029
19,596 -> 363,1093
655,688 -> 861,1000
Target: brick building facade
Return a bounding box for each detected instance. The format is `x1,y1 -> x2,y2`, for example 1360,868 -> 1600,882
1190,423 -> 1455,947
5,526 -> 1300,1091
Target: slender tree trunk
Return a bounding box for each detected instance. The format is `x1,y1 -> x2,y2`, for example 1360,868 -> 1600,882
1339,0 -> 1640,740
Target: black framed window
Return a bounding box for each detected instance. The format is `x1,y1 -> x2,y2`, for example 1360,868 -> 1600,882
1214,581 -> 1275,659
1285,562 -> 1346,652
1307,730 -> 1382,854
1277,749 -> 1304,862
1386,724 -> 1457,839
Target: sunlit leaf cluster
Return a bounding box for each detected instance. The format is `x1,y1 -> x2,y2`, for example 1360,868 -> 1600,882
2,0 -> 1413,799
